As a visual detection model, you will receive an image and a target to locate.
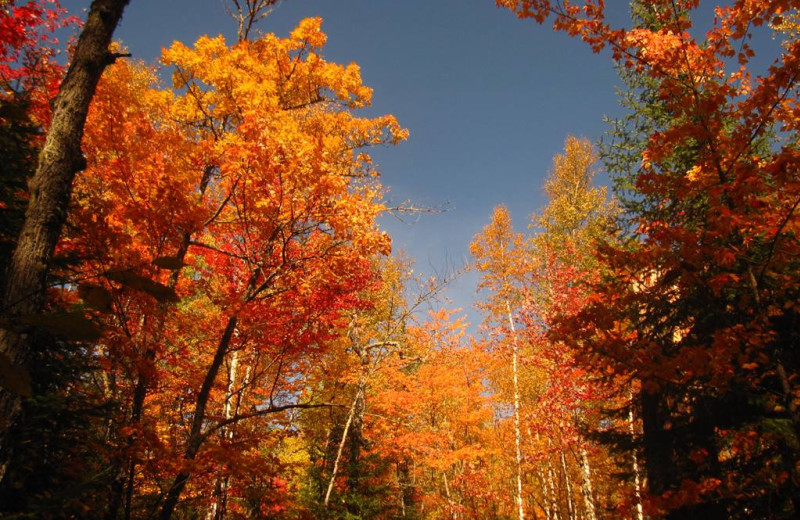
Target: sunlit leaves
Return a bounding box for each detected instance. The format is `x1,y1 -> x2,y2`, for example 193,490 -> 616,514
61,16 -> 408,516
493,1 -> 800,515
0,0 -> 78,124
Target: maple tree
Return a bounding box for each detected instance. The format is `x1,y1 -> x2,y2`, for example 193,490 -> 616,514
5,0 -> 800,517
0,0 -> 77,119
495,0 -> 800,517
58,15 -> 407,518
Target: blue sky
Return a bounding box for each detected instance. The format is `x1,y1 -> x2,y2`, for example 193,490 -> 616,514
59,0 -> 778,327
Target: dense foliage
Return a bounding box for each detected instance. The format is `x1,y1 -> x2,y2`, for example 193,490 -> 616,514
0,0 -> 798,518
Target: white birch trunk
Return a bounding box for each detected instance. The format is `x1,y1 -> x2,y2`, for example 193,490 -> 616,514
546,456 -> 561,520
629,391 -> 645,520
541,464 -> 553,520
324,384 -> 364,507
399,466 -> 407,518
442,470 -> 460,519
578,447 -> 597,520
530,429 -> 551,520
507,301 -> 526,520
206,351 -> 241,520
560,451 -> 575,520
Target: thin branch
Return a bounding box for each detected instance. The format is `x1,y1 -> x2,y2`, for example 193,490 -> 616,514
188,240 -> 250,261
202,402 -> 337,440
757,193 -> 800,286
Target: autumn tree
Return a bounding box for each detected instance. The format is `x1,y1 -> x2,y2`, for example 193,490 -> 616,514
286,253 -> 461,518
495,0 -> 800,516
470,205 -> 530,520
62,16 -> 406,518
536,136 -> 613,255
0,0 -> 130,487
595,3 -> 733,517
0,0 -> 70,270
302,256 -> 415,518
527,136 -> 622,520
366,308 -> 496,519
0,4 -> 129,516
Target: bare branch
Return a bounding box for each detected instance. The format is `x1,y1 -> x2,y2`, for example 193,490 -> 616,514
202,402 -> 338,440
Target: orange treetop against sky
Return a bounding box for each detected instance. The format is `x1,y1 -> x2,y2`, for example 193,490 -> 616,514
3,0 -> 800,518
54,1 -> 787,324
57,0 -> 653,321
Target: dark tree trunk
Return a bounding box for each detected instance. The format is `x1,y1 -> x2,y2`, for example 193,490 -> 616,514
0,0 -> 131,483
640,386 -> 671,496
159,316 -> 238,520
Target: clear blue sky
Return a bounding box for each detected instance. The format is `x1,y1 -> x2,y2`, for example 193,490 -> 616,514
60,0 -> 774,326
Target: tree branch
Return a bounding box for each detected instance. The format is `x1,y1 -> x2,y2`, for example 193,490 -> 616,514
202,402 -> 338,441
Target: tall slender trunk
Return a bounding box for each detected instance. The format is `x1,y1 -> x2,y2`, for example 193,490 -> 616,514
324,382 -> 365,507
540,465 -> 553,520
158,316 -> 238,520
0,0 -> 131,484
507,301 -> 526,520
560,451 -> 575,520
206,350 -> 241,520
546,452 -> 561,520
640,387 -> 669,496
442,470 -> 459,519
578,447 -> 596,520
397,460 -> 412,517
528,429 -> 550,520
628,390 -> 644,520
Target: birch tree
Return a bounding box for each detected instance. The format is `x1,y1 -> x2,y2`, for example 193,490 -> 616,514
471,205 -> 530,520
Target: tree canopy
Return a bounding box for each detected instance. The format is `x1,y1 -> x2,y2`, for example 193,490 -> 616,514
1,1 -> 799,518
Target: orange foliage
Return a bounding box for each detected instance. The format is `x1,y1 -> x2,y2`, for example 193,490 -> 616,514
64,17 -> 405,516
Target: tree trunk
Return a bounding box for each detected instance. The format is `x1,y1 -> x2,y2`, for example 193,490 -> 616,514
324,382 -> 365,507
206,350 -> 241,520
640,387 -> 670,496
546,455 -> 561,520
507,301 -> 526,520
540,466 -> 552,520
628,391 -> 645,520
159,315 -> 238,520
397,459 -> 412,517
528,429 -> 550,520
0,0 -> 131,483
578,447 -> 597,520
560,451 -> 575,520
442,470 -> 460,520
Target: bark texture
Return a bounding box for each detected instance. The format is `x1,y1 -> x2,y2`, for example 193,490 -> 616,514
578,447 -> 596,520
0,0 -> 131,482
628,392 -> 645,520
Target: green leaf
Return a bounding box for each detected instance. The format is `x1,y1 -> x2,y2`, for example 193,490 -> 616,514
107,270 -> 180,303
